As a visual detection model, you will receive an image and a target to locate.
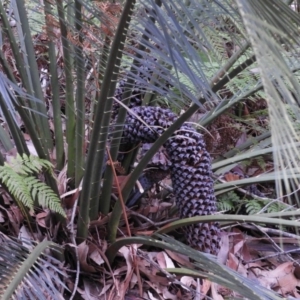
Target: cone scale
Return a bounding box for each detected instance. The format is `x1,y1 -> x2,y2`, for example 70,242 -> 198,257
122,106 -> 221,255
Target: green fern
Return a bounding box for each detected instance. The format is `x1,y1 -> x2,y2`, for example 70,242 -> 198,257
245,200 -> 263,215
218,190 -> 288,215
0,154 -> 65,217
0,166 -> 33,208
217,191 -> 241,211
246,199 -> 288,215
8,153 -> 54,175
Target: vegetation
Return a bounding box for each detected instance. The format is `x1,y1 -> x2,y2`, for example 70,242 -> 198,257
0,154 -> 65,217
0,0 -> 300,299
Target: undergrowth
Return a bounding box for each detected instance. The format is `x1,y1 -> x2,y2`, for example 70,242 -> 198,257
217,190 -> 291,215
0,154 -> 65,217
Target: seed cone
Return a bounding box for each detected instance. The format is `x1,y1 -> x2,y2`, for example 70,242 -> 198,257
123,106 -> 221,255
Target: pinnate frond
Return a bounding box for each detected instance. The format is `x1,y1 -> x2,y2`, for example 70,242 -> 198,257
0,154 -> 65,217
0,166 -> 33,209
8,154 -> 54,175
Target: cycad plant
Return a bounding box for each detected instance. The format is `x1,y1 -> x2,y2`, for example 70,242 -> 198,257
0,0 -> 300,298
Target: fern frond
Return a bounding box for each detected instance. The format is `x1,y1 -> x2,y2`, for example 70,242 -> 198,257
24,176 -> 65,216
217,198 -> 234,212
217,191 -> 240,212
8,154 -> 54,176
246,199 -> 288,215
0,155 -> 66,217
245,200 -> 262,215
7,154 -> 32,175
25,154 -> 54,174
0,166 -> 34,210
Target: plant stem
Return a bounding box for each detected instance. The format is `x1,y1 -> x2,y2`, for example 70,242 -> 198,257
56,0 -> 76,180
77,0 -> 136,240
74,1 -> 85,186
44,1 -> 64,170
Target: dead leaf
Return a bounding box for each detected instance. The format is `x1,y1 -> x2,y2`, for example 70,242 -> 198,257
235,132 -> 248,147
9,205 -> 24,225
165,249 -> 192,268
36,211 -> 48,228
2,190 -> 11,205
57,164 -> 68,196
77,278 -> 102,300
99,283 -> 113,297
227,253 -> 248,277
118,246 -> 134,298
112,175 -> 131,195
218,232 -> 229,264
181,276 -> 196,288
0,211 -> 4,222
201,279 -> 211,297
26,141 -> 38,155
211,282 -> 224,300
147,290 -> 159,300
162,287 -> 177,300
90,249 -> 105,266
77,241 -> 96,273
18,225 -> 35,245
156,252 -> 167,269
258,262 -> 300,296
156,251 -> 175,269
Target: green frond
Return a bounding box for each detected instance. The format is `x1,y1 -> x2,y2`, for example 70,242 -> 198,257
17,153 -> 40,174
0,155 -> 65,218
217,191 -> 240,211
245,199 -> 289,215
6,154 -> 31,175
245,200 -> 263,215
218,190 -> 290,215
0,166 -> 33,210
8,154 -> 54,176
24,176 -> 65,217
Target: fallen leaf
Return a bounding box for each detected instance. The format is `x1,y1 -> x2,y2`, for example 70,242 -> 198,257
211,282 -> 224,300
57,164 -> 68,196
258,262 -> 300,296
90,249 -> 105,266
227,253 -> 248,277
0,211 -> 4,222
77,278 -> 101,300
36,211 -> 48,228
156,252 -> 167,269
218,232 -> 229,264
180,276 -> 196,288
77,241 -> 96,273
165,249 -> 192,268
201,279 -> 211,297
